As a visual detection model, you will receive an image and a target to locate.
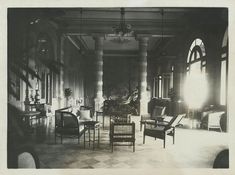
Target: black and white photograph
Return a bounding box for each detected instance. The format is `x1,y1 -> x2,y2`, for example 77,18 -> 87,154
1,0 -> 235,175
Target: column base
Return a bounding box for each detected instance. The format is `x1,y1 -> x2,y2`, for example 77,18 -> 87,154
94,97 -> 104,112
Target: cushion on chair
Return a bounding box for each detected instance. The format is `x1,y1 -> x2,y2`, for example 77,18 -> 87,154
146,126 -> 165,131
79,110 -> 91,121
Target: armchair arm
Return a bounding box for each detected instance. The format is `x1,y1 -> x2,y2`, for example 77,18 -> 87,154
151,114 -> 166,120
141,114 -> 151,121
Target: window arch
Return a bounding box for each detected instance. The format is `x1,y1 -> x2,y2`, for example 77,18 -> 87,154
186,38 -> 206,74
220,28 -> 228,105
184,38 -> 208,109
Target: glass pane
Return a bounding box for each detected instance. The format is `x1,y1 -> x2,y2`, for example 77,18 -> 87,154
220,60 -> 227,105
191,52 -> 195,61
184,61 -> 208,109
187,50 -> 191,63
158,78 -> 162,98
41,72 -> 45,99
196,51 -> 200,59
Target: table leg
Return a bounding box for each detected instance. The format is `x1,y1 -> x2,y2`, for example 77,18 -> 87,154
88,127 -> 90,147
84,129 -> 86,148
93,127 -> 95,150
103,115 -> 105,129
98,127 -> 100,147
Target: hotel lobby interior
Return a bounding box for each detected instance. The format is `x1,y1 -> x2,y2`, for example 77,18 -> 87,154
7,7 -> 229,169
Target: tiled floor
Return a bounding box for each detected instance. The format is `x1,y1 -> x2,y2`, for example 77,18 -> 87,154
31,115 -> 228,168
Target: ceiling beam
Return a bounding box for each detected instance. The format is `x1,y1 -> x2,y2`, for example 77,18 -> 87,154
67,35 -> 81,51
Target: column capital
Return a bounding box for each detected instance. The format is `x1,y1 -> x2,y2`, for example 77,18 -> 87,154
93,36 -> 104,50
136,34 -> 150,42
138,37 -> 149,43
92,34 -> 105,41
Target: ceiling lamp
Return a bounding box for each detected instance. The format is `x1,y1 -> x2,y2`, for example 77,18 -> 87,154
159,8 -> 167,56
111,8 -> 135,43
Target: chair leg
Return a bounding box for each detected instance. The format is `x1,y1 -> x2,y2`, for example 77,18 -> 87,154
163,134 -> 166,148
61,135 -> 63,144
88,128 -> 90,147
173,133 -> 175,145
143,134 -> 145,144
140,122 -> 142,131
84,131 -> 86,148
219,127 -> 222,132
98,127 -> 100,147
93,128 -> 95,150
133,142 -> 135,152
55,133 -> 57,144
111,142 -> 114,152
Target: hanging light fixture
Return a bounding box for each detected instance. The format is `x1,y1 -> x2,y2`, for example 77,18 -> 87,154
79,8 -> 85,55
111,8 -> 135,43
160,8 -> 167,56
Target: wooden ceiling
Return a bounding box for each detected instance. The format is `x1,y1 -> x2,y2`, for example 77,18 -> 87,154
37,7 -> 227,59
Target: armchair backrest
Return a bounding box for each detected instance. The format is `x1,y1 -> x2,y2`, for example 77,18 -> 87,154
208,111 -> 225,126
167,113 -> 186,128
62,112 -> 79,128
55,111 -> 79,129
110,113 -> 131,123
151,106 -> 166,117
110,122 -> 135,137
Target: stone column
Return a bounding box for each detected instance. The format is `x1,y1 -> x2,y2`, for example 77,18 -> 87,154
138,37 -> 149,115
58,35 -> 65,108
94,36 -> 104,111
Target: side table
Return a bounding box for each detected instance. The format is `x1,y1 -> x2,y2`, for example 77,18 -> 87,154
83,121 -> 100,150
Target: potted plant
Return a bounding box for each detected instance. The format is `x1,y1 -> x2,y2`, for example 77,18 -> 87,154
64,88 -> 72,107
168,88 -> 176,101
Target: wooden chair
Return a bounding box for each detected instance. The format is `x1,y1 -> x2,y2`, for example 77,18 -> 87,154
110,122 -> 135,152
140,106 -> 166,131
143,113 -> 186,148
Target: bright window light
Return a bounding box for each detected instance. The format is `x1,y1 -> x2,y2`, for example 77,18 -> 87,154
184,72 -> 208,109
184,38 -> 208,109
220,60 -> 226,105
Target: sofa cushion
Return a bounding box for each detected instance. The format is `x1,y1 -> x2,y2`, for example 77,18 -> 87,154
79,109 -> 91,121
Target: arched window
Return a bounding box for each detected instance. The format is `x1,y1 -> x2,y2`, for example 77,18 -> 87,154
184,38 -> 208,109
220,28 -> 228,105
186,38 -> 206,75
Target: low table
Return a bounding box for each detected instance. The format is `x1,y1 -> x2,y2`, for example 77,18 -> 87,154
19,111 -> 41,133
20,111 -> 41,125
83,121 -> 100,150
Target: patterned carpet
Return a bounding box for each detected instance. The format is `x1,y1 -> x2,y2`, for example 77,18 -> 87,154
33,115 -> 229,168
